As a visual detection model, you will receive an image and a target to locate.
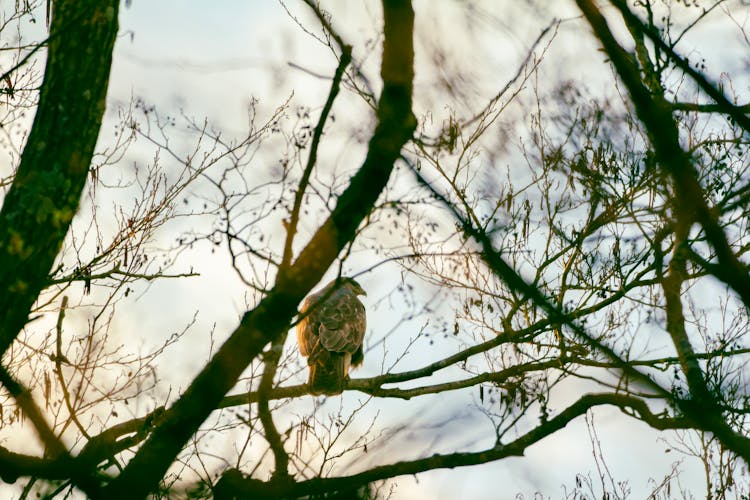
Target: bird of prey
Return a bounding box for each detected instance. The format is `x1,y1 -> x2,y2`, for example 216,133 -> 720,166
296,277 -> 367,395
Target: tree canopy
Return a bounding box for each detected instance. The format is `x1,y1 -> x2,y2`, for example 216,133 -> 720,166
1,0 -> 749,498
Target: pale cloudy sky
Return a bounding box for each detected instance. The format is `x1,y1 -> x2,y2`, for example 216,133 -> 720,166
107,2 -> 705,497
4,0 -> 750,498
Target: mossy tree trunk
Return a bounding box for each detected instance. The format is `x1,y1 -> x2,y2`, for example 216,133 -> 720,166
0,0 -> 119,356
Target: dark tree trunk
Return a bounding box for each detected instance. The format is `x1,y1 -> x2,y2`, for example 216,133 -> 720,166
103,1 -> 416,497
0,0 -> 120,355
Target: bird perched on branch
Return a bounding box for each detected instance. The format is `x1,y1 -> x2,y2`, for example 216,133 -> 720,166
296,277 -> 367,396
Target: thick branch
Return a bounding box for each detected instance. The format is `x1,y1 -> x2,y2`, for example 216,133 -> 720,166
577,0 -> 750,464
0,407 -> 164,486
77,407 -> 167,470
213,393 -> 691,498
408,160 -> 671,399
281,39 -> 352,270
576,0 -> 750,314
0,367 -> 66,458
217,344 -> 750,407
671,101 -> 750,114
663,233 -> 713,404
256,333 -> 290,479
0,0 -> 119,356
102,2 -> 416,497
609,0 -> 750,133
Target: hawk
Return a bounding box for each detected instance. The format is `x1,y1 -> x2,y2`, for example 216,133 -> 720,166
296,277 -> 367,395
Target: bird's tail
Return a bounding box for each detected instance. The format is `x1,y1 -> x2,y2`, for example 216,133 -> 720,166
309,352 -> 346,396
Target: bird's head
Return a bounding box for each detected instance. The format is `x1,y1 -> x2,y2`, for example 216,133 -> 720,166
340,277 -> 367,296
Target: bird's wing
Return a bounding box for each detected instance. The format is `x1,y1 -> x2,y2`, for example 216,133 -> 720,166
296,295 -> 318,358
317,288 -> 366,354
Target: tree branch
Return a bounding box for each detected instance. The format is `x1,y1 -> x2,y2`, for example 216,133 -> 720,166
102,1 -> 416,497
577,0 -> 750,314
217,342 -> 750,408
608,0 -> 750,133
256,333 -> 290,480
577,0 -> 750,464
0,0 -> 120,357
214,393 -> 691,498
0,407 -> 164,486
280,28 -> 352,271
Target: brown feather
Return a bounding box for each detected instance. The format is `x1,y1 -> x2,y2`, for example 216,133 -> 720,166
296,278 -> 367,396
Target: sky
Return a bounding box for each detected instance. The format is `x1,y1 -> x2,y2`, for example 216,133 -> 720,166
2,0 -> 750,498
108,1 -> 709,497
